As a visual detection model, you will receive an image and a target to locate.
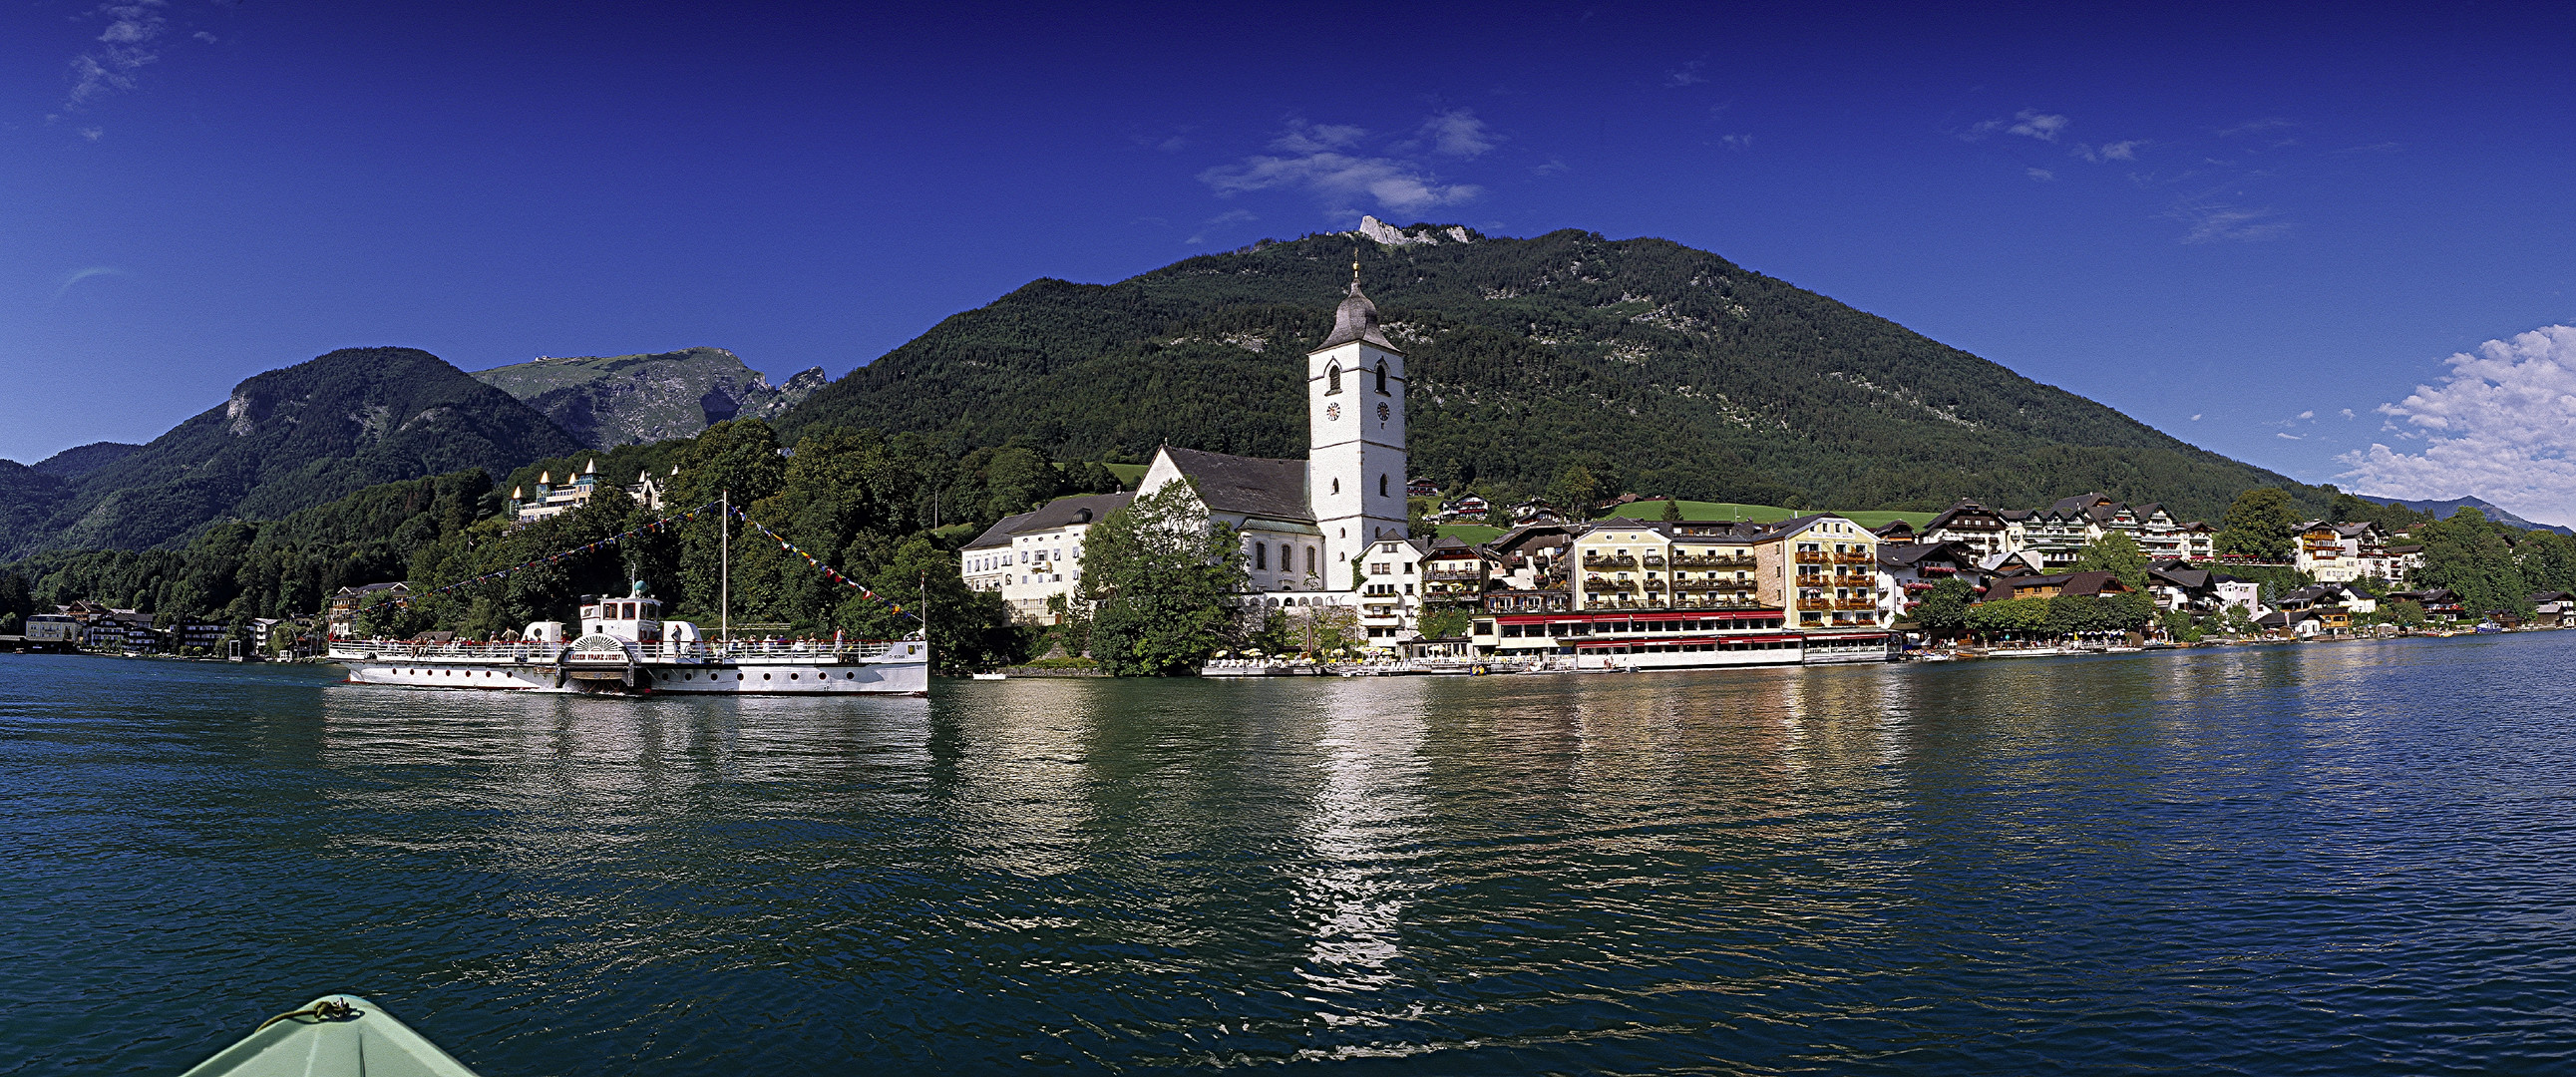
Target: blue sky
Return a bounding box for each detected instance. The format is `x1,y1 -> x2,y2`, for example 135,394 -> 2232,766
6,1 -> 2573,520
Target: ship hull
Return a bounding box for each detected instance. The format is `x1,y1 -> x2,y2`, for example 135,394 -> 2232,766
335,639 -> 931,697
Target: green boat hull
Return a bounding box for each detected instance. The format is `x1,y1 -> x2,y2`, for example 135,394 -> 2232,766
180,995 -> 481,1077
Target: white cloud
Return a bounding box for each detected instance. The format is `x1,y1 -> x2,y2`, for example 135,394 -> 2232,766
2009,110 -> 2069,142
66,0 -> 168,109
1202,116 -> 1484,214
52,265 -> 127,299
2337,324 -> 2576,526
2278,432 -> 2303,440
1664,61 -> 1707,88
2341,408 -> 2357,419
1720,134 -> 1752,151
2190,413 -> 2202,421
2074,140 -> 2140,163
1533,157 -> 1569,176
2298,410 -> 2315,420
2165,196 -> 2293,244
1418,109 -> 1498,158
2026,168 -> 2054,181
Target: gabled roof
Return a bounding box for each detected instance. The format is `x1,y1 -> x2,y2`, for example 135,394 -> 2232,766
1924,499 -> 2005,532
1880,541 -> 1971,568
1157,446 -> 1313,523
2149,564 -> 2214,590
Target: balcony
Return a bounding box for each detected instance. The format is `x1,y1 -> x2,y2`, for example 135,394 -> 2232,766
1794,550 -> 1827,563
1423,569 -> 1483,581
1673,554 -> 1756,569
1586,578 -> 1637,591
1582,554 -> 1639,569
1641,555 -> 1667,568
1796,598 -> 1832,611
1833,573 -> 1877,586
1835,599 -> 1879,611
1641,579 -> 1666,591
1834,551 -> 1875,564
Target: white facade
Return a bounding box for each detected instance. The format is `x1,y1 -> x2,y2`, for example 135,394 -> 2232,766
960,492 -> 1129,624
1305,328 -> 1407,580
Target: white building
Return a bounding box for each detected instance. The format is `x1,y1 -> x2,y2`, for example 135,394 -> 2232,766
960,492 -> 1132,624
1131,266 -> 1407,617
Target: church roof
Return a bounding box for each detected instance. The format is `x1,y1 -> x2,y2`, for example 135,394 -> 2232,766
1315,281 -> 1400,353
1158,446 -> 1313,523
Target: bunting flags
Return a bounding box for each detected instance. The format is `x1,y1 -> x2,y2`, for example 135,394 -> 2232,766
739,512 -> 921,622
349,500 -> 920,625
350,499 -> 722,617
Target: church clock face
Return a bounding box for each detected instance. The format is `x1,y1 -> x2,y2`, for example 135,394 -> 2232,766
1325,403 -> 1341,421
1376,402 -> 1390,423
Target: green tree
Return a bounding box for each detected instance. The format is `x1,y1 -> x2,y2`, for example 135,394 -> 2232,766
1660,498 -> 1683,522
1966,596 -> 2051,637
1417,605 -> 1475,640
2417,507 -> 2528,617
1078,481 -> 1249,675
2073,532 -> 2151,589
2219,604 -> 2257,637
2384,598 -> 2427,631
2217,488 -> 2300,560
1547,464 -> 1599,517
1912,577 -> 1976,634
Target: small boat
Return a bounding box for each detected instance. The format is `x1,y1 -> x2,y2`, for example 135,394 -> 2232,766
2104,645 -> 2143,653
1985,646 -> 2065,658
2474,622 -> 2505,633
181,994 -> 480,1077
970,672 -> 1007,680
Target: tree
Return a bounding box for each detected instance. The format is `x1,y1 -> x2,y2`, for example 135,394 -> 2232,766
2073,533 -> 2150,590
1406,497 -> 1439,538
1547,464 -> 1599,518
1079,481 -> 1249,675
2217,488 -> 2300,560
1660,498 -> 1683,522
1966,596 -> 2050,637
2417,507 -> 2528,617
2219,604 -> 2257,637
1417,605 -> 1474,640
2384,598 -> 2427,631
1912,577 -> 1976,634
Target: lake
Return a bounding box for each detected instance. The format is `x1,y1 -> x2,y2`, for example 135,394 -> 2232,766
4,634 -> 2573,1074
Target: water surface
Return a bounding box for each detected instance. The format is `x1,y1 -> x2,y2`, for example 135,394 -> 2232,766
4,636 -> 2573,1074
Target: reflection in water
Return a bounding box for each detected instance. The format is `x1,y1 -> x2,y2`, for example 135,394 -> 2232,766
1294,681 -> 1429,1000
7,635 -> 2576,1075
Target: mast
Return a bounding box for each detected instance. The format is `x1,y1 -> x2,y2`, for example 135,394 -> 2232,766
720,488 -> 730,646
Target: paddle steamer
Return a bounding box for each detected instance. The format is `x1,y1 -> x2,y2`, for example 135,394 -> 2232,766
328,582 -> 929,696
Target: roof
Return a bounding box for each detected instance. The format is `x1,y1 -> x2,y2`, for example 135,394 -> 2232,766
1991,570 -> 2128,597
961,492 -> 1136,550
1157,446 -> 1314,523
1879,541 -> 1970,568
963,510 -> 1037,550
1315,281 -> 1400,352
2149,564 -> 2214,589
1924,500 -> 2005,532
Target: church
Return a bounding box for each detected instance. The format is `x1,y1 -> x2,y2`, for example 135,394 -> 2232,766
962,265 -> 1403,620
1134,264 -> 1406,604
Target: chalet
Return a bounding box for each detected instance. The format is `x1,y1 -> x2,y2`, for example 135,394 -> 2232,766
2530,590 -> 2575,626
325,582 -> 410,639
2275,582 -> 2378,616
1921,499 -> 2010,556
1438,494 -> 1493,522
1406,477 -> 1440,498
1984,570 -> 2131,602
1870,520 -> 1917,541
2294,521 -> 2397,582
2385,587 -> 2464,619
1876,541 -> 1979,622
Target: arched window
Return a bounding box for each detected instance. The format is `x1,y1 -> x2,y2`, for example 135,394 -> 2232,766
1325,362 -> 1341,394
1379,474 -> 1389,497
1305,546 -> 1317,575
1331,478 -> 1340,495
1255,542 -> 1268,570
1375,360 -> 1389,394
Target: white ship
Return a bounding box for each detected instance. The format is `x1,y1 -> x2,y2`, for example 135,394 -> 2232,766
328,583 -> 929,696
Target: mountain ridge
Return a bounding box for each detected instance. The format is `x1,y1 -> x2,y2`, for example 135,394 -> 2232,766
782,223 -> 2325,523
472,346 -> 826,447
0,347 -> 581,557
2361,494 -> 2571,536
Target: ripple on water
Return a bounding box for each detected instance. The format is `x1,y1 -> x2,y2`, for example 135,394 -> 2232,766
3,636 -> 2575,1073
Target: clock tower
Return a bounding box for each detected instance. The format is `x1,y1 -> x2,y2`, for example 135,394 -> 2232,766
1306,256 -> 1408,586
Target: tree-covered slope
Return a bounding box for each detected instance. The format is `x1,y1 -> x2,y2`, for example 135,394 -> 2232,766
0,347 -> 581,557
473,346 -> 827,447
785,225 -> 2324,522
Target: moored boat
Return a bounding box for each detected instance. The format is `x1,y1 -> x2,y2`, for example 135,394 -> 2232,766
329,581 -> 929,696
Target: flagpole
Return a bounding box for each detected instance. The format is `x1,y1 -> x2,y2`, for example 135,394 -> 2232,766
720,488 -> 730,648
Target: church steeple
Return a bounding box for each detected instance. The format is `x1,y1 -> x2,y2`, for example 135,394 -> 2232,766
1306,253 -> 1407,587
1318,253 -> 1400,353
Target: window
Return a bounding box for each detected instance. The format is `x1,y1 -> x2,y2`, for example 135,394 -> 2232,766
1331,478 -> 1340,495
1255,542 -> 1268,570
1305,546 -> 1317,575
1379,474 -> 1389,497
1375,361 -> 1389,394
1326,362 -> 1342,393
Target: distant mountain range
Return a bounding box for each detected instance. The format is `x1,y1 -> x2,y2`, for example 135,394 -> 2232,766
0,348 -> 581,557
781,219 -> 2326,524
2363,494 -> 2572,536
472,347 -> 826,447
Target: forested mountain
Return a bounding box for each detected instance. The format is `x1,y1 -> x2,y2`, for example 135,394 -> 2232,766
784,222 -> 2327,523
0,348 -> 580,557
473,347 -> 827,447
30,442 -> 143,479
